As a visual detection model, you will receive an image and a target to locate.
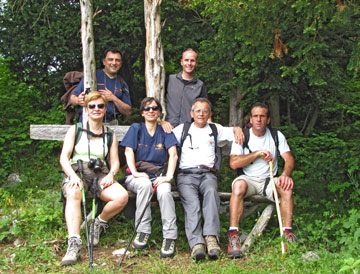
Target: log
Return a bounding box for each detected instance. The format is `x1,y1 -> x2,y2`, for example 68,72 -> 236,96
241,203 -> 274,252
30,124 -> 130,141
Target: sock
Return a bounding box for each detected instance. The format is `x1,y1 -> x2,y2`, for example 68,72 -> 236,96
98,216 -> 107,223
283,227 -> 292,232
228,227 -> 238,232
69,234 -> 81,239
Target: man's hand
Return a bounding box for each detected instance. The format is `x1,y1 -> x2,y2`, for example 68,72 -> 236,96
160,121 -> 174,134
277,174 -> 294,191
77,92 -> 86,106
99,88 -> 116,102
233,127 -> 244,144
259,150 -> 274,163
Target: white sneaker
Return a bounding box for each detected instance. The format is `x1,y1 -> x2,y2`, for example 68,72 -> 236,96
160,239 -> 176,258
132,232 -> 150,250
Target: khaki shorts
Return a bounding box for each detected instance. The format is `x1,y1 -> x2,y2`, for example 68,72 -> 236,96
231,175 -> 278,202
62,163 -> 115,199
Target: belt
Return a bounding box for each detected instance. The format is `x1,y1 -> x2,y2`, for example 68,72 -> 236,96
179,165 -> 217,174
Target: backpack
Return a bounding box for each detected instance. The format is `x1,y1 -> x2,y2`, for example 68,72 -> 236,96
61,71 -> 84,125
237,127 -> 280,175
72,122 -> 114,169
177,121 -> 222,172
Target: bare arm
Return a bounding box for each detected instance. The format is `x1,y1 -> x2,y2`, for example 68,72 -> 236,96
69,93 -> 85,107
99,88 -> 131,116
154,145 -> 178,186
277,151 -> 295,191
100,134 -> 120,189
59,125 -> 82,189
230,150 -> 264,170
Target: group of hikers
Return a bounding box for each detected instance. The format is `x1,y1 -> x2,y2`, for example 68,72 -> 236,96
59,47 -> 297,266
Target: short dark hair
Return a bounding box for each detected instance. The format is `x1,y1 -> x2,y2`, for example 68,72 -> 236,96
140,97 -> 163,113
191,97 -> 212,112
182,48 -> 198,59
102,47 -> 123,60
251,102 -> 270,117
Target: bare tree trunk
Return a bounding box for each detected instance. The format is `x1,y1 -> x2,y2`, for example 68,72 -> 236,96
144,0 -> 166,119
80,0 -> 96,123
229,87 -> 244,127
304,105 -> 319,137
269,93 -> 280,127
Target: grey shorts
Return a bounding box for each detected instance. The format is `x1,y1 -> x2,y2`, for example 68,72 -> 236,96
62,163 -> 113,198
231,175 -> 278,202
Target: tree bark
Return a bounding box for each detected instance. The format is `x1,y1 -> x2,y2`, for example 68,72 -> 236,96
229,87 -> 244,127
144,0 -> 166,118
269,93 -> 281,127
80,0 -> 96,123
304,104 -> 319,137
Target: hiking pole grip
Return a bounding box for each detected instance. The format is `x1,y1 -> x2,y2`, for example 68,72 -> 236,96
269,161 -> 285,254
117,183 -> 158,268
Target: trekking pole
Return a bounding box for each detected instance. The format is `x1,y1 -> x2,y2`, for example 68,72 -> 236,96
269,160 -> 285,254
89,177 -> 98,272
77,160 -> 92,263
117,180 -> 158,268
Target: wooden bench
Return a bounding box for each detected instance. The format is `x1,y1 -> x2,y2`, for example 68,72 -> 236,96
30,124 -> 274,251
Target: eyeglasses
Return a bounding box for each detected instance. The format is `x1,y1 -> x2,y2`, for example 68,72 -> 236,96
88,103 -> 105,110
143,106 -> 160,111
192,109 -> 209,115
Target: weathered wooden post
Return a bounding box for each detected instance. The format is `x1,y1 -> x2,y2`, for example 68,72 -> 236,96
80,0 -> 97,123
144,0 -> 166,118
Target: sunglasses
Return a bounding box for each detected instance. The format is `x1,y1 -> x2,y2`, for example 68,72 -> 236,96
143,106 -> 160,111
88,103 -> 105,109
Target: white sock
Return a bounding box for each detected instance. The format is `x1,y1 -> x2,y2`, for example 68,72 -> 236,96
69,234 -> 81,239
98,216 -> 107,223
229,227 -> 239,231
283,227 -> 292,231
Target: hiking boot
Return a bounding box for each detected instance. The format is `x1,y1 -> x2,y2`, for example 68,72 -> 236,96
133,232 -> 150,250
284,229 -> 298,243
90,217 -> 109,246
191,244 -> 206,261
227,230 -> 243,259
205,235 -> 221,260
160,239 -> 176,258
61,237 -> 82,266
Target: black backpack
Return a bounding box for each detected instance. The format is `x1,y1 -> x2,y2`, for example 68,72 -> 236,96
237,127 -> 280,175
177,121 -> 222,172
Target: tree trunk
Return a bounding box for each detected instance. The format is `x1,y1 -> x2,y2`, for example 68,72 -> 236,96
304,104 -> 319,137
144,0 -> 166,118
229,86 -> 244,127
269,93 -> 280,127
80,0 -> 96,122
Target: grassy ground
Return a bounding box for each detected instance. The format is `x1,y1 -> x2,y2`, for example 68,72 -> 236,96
0,154 -> 357,273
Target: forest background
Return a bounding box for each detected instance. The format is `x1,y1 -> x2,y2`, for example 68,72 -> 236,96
0,0 -> 359,273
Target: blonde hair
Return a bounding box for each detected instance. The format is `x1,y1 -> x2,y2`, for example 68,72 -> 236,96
84,91 -> 108,107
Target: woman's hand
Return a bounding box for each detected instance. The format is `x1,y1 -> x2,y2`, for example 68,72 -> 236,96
132,171 -> 149,179
68,173 -> 83,190
153,175 -> 172,187
99,173 -> 115,190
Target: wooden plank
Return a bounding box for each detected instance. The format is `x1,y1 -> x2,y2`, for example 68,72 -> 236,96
30,124 -> 130,141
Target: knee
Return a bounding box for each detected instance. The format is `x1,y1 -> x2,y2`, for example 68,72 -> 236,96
65,188 -> 82,202
137,179 -> 152,192
232,180 -> 247,198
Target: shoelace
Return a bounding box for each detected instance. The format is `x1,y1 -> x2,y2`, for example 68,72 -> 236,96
229,235 -> 240,249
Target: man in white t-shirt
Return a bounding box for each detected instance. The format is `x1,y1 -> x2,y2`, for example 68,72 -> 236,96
172,98 -> 242,261
227,102 -> 297,258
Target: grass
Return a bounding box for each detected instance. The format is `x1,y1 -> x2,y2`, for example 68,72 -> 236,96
0,153 -> 358,273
